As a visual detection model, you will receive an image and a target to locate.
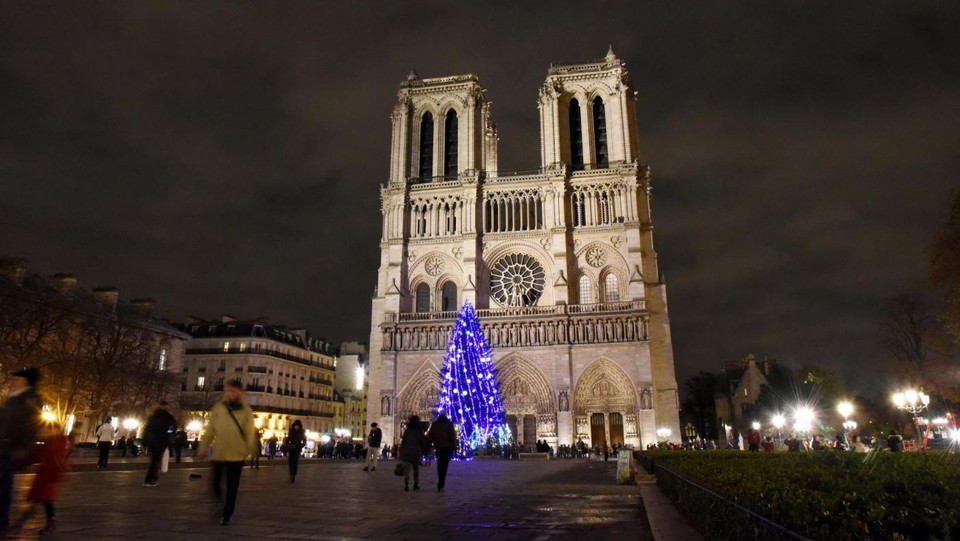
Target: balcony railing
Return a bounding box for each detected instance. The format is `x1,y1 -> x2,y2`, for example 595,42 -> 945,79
184,347 -> 333,369
247,366 -> 268,374
380,301 -> 648,351
390,301 -> 644,323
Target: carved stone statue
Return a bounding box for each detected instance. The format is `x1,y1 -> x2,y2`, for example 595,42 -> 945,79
558,390 -> 569,412
640,388 -> 652,410
381,395 -> 392,416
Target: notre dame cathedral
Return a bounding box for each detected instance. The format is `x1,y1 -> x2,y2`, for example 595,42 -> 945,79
367,48 -> 681,449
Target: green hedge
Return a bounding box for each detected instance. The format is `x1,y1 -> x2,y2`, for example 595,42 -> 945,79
640,451 -> 960,540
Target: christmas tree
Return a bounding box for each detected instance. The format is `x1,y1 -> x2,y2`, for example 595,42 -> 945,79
436,301 -> 511,451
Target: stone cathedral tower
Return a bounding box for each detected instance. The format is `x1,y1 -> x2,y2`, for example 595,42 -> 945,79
368,48 -> 680,449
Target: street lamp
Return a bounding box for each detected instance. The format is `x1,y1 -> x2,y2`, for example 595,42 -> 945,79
893,388 -> 931,448
771,414 -> 786,448
837,401 -> 854,420
656,427 -> 672,442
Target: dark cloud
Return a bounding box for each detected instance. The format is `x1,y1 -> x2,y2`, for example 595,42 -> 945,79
1,1 -> 957,392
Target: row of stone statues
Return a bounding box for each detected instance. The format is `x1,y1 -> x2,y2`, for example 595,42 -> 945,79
382,315 -> 648,351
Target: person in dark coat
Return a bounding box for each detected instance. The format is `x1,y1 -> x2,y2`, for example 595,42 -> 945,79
363,422 -> 383,472
284,420 -> 307,483
142,402 -> 176,486
0,367 -> 42,532
173,428 -> 188,463
399,415 -> 428,492
887,429 -> 904,452
427,412 -> 458,492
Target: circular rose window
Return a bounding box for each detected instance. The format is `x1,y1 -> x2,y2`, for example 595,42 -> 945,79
490,253 -> 546,307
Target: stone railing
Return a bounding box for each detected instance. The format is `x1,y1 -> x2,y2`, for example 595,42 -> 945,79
380,302 -> 648,351
388,301 -> 644,324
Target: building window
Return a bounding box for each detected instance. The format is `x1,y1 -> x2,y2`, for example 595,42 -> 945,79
593,97 -> 608,168
196,376 -> 205,390
603,274 -> 620,303
569,99 -> 584,171
441,281 -> 458,312
158,348 -> 167,371
223,342 -> 230,352
578,275 -> 594,304
444,109 -> 458,178
239,342 -> 247,352
419,112 -> 433,181
415,283 -> 430,312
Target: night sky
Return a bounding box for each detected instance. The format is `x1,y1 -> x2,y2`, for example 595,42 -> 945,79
1,2 -> 957,395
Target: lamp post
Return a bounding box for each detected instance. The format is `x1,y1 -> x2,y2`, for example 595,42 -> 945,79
892,388 -> 931,448
771,414 -> 785,448
837,401 -> 854,449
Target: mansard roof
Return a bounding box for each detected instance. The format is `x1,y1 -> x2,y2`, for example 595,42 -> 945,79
177,318 -> 335,356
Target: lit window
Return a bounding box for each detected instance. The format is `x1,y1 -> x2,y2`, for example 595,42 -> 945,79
239,342 -> 247,352
223,342 -> 230,352
197,376 -> 205,390
158,348 -> 167,371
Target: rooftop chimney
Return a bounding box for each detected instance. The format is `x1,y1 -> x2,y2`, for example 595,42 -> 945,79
0,257 -> 29,285
92,287 -> 120,308
49,273 -> 78,296
131,298 -> 156,317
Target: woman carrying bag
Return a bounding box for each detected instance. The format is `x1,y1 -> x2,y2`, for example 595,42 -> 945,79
398,415 -> 428,492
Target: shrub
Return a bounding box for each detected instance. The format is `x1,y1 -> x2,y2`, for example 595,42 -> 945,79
641,451 -> 960,540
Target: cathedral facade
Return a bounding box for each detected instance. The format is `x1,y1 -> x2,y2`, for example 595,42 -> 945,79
367,49 -> 681,450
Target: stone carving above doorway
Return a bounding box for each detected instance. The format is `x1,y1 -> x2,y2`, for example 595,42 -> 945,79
573,358 -> 639,416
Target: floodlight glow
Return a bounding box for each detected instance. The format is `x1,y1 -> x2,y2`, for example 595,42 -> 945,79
771,414 -> 785,429
837,401 -> 854,419
792,406 -> 815,433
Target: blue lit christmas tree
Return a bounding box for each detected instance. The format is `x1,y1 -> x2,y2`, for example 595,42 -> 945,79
436,301 -> 511,451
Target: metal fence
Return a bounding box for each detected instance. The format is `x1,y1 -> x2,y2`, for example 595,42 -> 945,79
654,461 -> 812,541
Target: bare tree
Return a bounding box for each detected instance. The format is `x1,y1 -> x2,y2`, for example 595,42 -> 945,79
880,294 -> 958,401
931,189 -> 960,343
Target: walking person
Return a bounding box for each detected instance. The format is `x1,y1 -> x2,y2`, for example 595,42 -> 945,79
362,422 -> 382,471
142,402 -> 176,487
198,380 -> 257,526
0,367 -> 42,534
12,423 -> 70,535
95,417 -> 114,469
173,428 -> 188,463
284,420 -> 306,483
427,412 -> 458,492
399,415 -> 428,492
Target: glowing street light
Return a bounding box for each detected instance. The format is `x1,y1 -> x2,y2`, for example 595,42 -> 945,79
186,420 -> 202,433
771,414 -> 785,430
892,389 -> 930,416
122,418 -> 140,432
792,406 -> 816,434
751,421 -> 761,431
837,401 -> 854,420
656,427 -> 672,441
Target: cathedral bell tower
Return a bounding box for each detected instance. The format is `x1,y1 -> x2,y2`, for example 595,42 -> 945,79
368,50 -> 681,450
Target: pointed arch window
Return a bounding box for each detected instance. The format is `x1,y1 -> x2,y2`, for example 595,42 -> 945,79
603,274 -> 620,303
415,283 -> 430,313
569,99 -> 584,171
593,97 -> 608,168
444,110 -> 458,178
441,281 -> 458,312
578,275 -> 594,304
419,113 -> 434,181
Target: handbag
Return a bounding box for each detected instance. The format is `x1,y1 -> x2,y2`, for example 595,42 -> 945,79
393,463 -> 404,476
161,449 -> 170,473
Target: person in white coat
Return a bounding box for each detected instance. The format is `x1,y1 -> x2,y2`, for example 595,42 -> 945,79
198,380 -> 257,526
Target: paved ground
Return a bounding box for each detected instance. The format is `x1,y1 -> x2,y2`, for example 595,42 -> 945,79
4,457 -> 654,540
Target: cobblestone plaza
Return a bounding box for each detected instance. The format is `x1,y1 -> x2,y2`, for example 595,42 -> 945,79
6,458 -> 654,540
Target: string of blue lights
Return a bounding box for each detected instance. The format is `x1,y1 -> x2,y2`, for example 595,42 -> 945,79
435,301 -> 511,451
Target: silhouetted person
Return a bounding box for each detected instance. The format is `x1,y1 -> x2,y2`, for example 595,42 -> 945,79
142,402 -> 175,486
428,413 -> 458,492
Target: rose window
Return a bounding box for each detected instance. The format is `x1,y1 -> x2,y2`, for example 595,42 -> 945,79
490,253 -> 545,307
585,246 -> 607,267
425,256 -> 444,276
